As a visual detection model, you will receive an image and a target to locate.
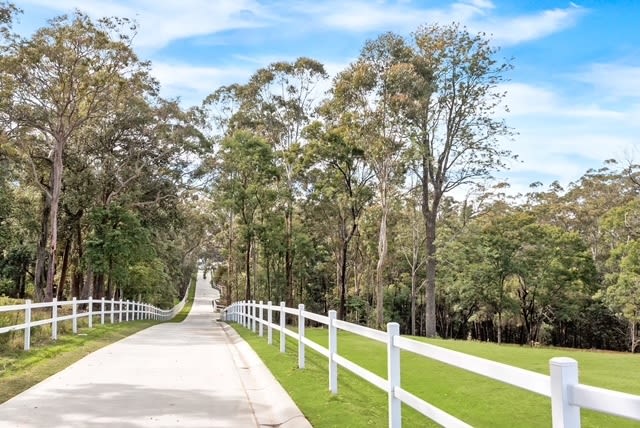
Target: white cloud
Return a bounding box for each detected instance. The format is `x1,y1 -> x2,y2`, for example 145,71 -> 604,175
307,0 -> 491,33
484,4 -> 585,45
18,0 -> 272,49
150,62 -> 253,106
297,1 -> 582,46
500,82 -> 632,122
491,78 -> 640,193
18,0 -> 585,52
573,63 -> 640,99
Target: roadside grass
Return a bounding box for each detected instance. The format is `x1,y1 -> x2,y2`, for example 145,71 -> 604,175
232,325 -> 640,428
168,278 -> 197,323
0,320 -> 156,403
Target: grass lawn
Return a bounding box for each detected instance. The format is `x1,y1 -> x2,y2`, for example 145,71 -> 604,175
232,324 -> 640,428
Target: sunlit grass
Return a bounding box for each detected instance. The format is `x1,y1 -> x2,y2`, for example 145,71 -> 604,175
233,325 -> 640,428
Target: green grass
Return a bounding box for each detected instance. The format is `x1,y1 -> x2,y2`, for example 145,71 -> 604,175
168,278 -> 196,323
232,325 -> 640,428
0,320 -> 157,403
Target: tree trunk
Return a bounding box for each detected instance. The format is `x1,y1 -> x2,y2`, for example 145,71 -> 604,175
375,199 -> 388,329
424,211 -> 437,337
338,238 -> 348,320
266,255 -> 271,302
244,235 -> 251,301
94,273 -> 105,299
497,311 -> 502,345
34,193 -> 51,301
80,266 -> 93,299
45,137 -> 65,301
285,205 -> 294,306
227,211 -> 234,306
57,237 -> 71,300
411,268 -> 417,336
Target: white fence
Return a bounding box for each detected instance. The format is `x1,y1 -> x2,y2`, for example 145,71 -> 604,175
222,300 -> 640,428
0,284 -> 190,351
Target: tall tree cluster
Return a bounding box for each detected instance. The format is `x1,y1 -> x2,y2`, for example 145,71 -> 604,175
202,25 -> 640,353
2,6 -> 639,353
0,7 -> 206,306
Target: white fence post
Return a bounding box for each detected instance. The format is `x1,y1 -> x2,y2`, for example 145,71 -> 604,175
298,304 -> 305,369
88,296 -> 93,328
267,301 -> 273,345
51,298 -> 58,340
550,357 -> 581,428
328,310 -> 338,394
258,300 -> 264,337
110,299 -> 114,324
72,297 -> 78,334
241,301 -> 246,327
245,301 -> 249,328
119,299 -> 123,322
100,297 -> 105,324
23,299 -> 31,351
126,300 -> 130,321
252,300 -> 257,333
387,322 -> 401,428
279,301 -> 286,353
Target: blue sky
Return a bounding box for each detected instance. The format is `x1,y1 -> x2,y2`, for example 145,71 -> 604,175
12,0 -> 640,195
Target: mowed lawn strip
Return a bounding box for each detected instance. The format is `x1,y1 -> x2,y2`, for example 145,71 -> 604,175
232,325 -> 640,428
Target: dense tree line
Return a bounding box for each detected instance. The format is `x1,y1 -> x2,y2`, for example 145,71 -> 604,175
2,6 -> 639,352
202,27 -> 639,352
0,6 -> 207,307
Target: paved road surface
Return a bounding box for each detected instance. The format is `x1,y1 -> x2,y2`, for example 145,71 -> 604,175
0,272 -> 310,427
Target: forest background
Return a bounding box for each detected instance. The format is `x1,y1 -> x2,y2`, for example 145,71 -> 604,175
1,3 -> 639,353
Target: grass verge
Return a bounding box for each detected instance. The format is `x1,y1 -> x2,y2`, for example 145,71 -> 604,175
168,277 -> 197,323
0,320 -> 157,404
232,324 -> 640,428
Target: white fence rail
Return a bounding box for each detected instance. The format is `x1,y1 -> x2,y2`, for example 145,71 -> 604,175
222,300 -> 640,428
0,283 -> 190,351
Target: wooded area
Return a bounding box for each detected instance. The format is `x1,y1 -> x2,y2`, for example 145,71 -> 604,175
2,5 -> 639,351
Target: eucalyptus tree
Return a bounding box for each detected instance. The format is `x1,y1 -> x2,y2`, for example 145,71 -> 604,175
1,12 -> 154,301
395,24 -> 514,336
335,33 -> 412,328
216,130 -> 278,301
305,105 -> 375,319
204,58 -> 327,304
396,186 -> 425,335
601,239 -> 640,352
561,164 -> 637,270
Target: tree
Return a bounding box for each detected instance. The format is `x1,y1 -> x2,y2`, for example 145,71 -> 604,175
204,58 -> 327,305
216,130 -> 278,301
336,33 -> 412,328
400,24 -> 513,336
305,118 -> 375,320
1,12 -> 153,301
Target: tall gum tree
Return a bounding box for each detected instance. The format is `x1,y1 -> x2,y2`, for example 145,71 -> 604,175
400,24 -> 514,336
205,58 -> 327,305
1,12 -> 152,301
335,33 -> 412,328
